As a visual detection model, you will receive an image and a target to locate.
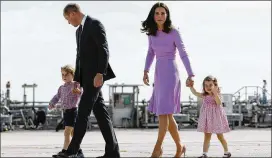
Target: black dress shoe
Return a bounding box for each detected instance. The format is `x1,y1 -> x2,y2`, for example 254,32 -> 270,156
52,149 -> 66,158
56,149 -> 84,158
56,152 -> 78,158
77,149 -> 84,158
52,150 -> 65,158
96,151 -> 120,158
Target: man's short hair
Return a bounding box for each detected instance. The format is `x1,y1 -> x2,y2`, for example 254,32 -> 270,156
63,3 -> 81,15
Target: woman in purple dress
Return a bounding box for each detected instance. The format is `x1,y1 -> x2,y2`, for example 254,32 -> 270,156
141,2 -> 195,157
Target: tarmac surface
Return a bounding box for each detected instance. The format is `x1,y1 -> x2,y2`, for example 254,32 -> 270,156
1,128 -> 271,157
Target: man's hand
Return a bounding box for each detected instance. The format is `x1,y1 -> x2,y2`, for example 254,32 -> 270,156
143,71 -> 150,86
94,73 -> 103,87
186,76 -> 194,87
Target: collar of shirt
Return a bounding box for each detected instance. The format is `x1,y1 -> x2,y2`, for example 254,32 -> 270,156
64,81 -> 73,87
80,14 -> 87,28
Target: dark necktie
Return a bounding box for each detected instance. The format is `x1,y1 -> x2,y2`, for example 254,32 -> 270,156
76,25 -> 83,80
77,25 -> 83,46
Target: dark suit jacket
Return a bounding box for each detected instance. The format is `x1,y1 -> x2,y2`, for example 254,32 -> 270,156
74,16 -> 116,87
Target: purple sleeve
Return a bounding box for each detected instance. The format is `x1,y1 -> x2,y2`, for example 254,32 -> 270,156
49,86 -> 61,106
144,36 -> 155,72
173,29 -> 195,77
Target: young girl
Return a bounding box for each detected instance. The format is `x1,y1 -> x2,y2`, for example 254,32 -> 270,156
189,76 -> 231,158
48,65 -> 83,158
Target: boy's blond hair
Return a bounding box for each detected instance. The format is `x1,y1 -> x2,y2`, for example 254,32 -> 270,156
61,65 -> 75,76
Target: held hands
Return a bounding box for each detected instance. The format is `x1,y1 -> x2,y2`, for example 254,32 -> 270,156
143,71 -> 150,86
186,76 -> 194,87
94,73 -> 103,88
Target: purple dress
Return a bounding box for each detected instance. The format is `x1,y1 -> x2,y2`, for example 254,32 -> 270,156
144,28 -> 194,116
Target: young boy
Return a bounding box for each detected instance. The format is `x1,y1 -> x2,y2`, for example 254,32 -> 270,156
48,65 -> 83,158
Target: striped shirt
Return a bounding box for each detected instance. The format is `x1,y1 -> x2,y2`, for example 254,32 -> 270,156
49,82 -> 82,109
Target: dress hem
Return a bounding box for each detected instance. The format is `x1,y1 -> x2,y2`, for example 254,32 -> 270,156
197,129 -> 231,134
148,110 -> 180,116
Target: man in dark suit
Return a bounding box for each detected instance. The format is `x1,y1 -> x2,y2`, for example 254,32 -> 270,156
58,3 -> 120,158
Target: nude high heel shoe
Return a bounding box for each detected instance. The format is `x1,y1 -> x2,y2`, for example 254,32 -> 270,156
182,145 -> 186,157
150,147 -> 163,158
174,145 -> 186,158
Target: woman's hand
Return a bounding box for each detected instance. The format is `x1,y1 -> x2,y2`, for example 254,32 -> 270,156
186,76 -> 194,87
143,71 -> 150,86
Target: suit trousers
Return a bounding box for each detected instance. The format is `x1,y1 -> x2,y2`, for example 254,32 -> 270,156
66,84 -> 119,156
